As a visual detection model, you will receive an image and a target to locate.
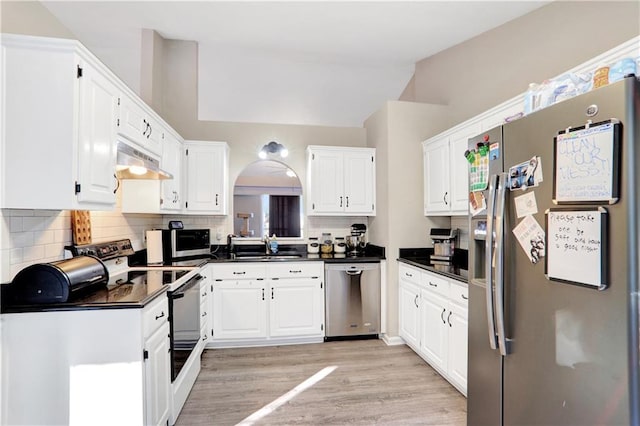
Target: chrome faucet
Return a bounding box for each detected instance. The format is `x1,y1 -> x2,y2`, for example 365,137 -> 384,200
264,235 -> 272,255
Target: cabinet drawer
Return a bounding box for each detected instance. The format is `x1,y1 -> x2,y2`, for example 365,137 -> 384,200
143,295 -> 169,338
421,271 -> 449,297
449,282 -> 469,308
211,264 -> 267,280
399,264 -> 421,285
268,262 -> 323,279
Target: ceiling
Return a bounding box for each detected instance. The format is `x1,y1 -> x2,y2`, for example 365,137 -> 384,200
41,1 -> 550,127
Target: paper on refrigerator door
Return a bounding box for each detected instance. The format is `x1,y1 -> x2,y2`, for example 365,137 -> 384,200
514,191 -> 538,218
512,215 -> 546,264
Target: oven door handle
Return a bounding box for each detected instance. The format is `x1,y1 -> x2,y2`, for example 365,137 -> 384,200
169,273 -> 203,299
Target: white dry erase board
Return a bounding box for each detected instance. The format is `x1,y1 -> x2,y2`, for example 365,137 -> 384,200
545,207 -> 608,290
553,120 -> 621,204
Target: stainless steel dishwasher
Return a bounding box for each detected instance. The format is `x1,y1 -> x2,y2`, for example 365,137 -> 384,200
325,262 -> 380,339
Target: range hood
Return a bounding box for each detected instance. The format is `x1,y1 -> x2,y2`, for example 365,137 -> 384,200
115,141 -> 172,180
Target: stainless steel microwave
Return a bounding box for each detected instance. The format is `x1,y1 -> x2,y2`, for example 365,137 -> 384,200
162,229 -> 210,259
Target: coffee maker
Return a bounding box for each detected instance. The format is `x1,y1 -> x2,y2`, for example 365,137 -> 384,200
346,223 -> 367,254
430,228 -> 458,264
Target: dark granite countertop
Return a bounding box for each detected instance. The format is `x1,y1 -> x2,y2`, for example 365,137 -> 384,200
398,248 -> 468,283
196,243 -> 385,264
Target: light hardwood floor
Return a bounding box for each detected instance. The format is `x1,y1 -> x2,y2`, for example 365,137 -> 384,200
176,339 -> 467,425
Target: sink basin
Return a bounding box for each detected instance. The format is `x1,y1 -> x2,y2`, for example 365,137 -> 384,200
234,254 -> 303,261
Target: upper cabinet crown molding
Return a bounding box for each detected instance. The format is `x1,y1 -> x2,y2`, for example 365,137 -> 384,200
306,145 -> 376,216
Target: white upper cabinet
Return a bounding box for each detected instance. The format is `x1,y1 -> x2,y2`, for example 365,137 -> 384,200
160,132 -> 183,212
423,122 -> 480,216
183,141 -> 229,215
306,146 -> 376,216
1,35 -> 119,210
117,94 -> 162,156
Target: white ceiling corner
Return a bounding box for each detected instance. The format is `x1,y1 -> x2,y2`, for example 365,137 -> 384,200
40,1 -> 550,128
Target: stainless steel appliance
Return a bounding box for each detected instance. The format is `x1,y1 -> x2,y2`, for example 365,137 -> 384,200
467,76 -> 640,425
429,228 -> 458,265
8,256 -> 108,303
325,262 -> 380,338
168,272 -> 204,381
162,228 -> 211,260
346,223 -> 367,254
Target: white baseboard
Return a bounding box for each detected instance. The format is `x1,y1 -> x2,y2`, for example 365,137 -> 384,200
381,334 -> 405,346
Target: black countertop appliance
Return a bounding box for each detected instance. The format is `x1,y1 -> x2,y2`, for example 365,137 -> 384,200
7,256 -> 108,304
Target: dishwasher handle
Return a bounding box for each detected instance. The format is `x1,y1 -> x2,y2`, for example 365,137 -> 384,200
345,269 -> 363,276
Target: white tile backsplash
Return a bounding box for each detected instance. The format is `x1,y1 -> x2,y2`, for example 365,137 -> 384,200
0,208 -> 164,283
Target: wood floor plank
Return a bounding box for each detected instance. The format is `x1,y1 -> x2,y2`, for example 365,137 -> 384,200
176,340 -> 467,425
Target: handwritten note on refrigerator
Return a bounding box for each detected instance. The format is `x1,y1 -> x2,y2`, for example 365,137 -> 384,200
545,208 -> 607,289
553,122 -> 619,204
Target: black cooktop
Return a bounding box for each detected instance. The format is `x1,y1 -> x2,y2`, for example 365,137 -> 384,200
73,270 -> 191,304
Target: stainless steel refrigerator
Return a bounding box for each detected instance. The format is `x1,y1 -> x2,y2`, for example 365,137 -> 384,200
467,76 -> 640,425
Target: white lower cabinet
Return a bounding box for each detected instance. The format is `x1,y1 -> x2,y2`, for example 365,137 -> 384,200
398,266 -> 421,349
144,322 -> 171,426
209,262 -> 324,347
213,279 -> 269,340
1,295 -> 171,425
398,263 -> 468,395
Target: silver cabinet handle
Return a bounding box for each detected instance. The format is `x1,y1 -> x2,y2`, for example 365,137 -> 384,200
271,288 -> 274,300
201,311 -> 207,317
405,272 -> 413,278
462,294 -> 468,300
233,271 -> 246,275
444,191 -> 448,205
289,270 -> 302,274
447,311 -> 452,327
346,196 -> 349,207
429,281 -> 437,287
155,311 -> 165,320
414,294 -> 419,308
262,288 -> 265,300
440,308 -> 446,324
215,193 -> 219,206
339,196 -> 343,207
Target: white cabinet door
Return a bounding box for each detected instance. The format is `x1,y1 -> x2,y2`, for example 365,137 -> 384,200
144,322 -> 171,426
448,123 -> 480,214
117,95 -> 162,156
308,148 -> 344,213
76,61 -> 119,205
343,150 -> 375,215
420,288 -> 448,373
269,279 -> 324,337
423,138 -> 450,214
184,141 -> 228,214
212,281 -> 267,340
398,279 -> 420,350
307,146 -> 376,216
447,300 -> 468,393
160,133 -> 183,212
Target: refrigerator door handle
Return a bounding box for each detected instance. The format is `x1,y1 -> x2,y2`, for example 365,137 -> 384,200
495,172 -> 511,356
485,173 -> 499,350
